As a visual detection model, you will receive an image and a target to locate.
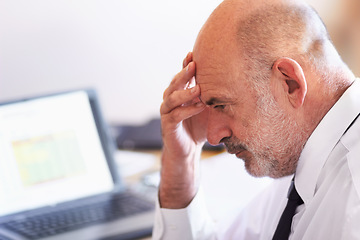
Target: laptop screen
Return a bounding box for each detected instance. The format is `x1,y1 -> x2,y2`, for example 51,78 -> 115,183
0,91 -> 114,217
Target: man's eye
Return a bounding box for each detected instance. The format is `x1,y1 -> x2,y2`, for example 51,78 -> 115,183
214,105 -> 225,110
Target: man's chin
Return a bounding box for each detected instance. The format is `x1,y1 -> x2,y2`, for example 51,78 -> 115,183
233,151 -> 291,178
245,167 -> 270,178
242,156 -> 271,178
245,164 -> 296,179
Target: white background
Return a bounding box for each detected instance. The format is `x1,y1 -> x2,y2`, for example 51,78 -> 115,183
0,0 -> 336,125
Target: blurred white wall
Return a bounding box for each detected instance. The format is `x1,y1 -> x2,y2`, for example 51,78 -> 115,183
0,0 -> 352,125
0,0 -> 222,124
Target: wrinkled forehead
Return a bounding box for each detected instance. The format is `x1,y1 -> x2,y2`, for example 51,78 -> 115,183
191,9 -> 249,102
193,50 -> 246,106
193,38 -> 244,87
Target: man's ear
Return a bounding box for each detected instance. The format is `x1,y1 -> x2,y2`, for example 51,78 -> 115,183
272,57 -> 307,108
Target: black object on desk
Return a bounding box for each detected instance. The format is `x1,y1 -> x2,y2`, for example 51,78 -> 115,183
113,118 -> 223,151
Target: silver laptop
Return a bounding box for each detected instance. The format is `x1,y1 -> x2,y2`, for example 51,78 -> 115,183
0,89 -> 154,240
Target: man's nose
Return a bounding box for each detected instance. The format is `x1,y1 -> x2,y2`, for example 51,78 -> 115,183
206,110 -> 232,145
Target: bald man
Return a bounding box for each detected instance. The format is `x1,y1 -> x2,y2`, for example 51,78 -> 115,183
154,0 -> 360,239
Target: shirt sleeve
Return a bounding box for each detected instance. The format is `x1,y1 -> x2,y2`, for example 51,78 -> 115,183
152,187 -> 216,240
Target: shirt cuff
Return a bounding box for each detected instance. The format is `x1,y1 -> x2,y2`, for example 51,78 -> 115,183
152,187 -> 215,240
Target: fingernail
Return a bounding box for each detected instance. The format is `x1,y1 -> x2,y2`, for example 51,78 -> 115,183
187,52 -> 191,59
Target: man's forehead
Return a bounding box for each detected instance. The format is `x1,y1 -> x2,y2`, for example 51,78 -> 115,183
194,55 -> 228,85
197,77 -> 235,105
194,57 -> 239,104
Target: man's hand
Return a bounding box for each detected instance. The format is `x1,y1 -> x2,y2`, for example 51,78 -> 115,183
159,52 -> 208,208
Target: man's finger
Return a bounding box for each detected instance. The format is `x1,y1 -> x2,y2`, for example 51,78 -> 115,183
160,85 -> 201,115
161,101 -> 206,128
183,52 -> 193,69
163,61 -> 195,100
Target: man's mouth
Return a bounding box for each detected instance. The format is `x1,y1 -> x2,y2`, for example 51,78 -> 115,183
222,138 -> 248,158
235,150 -> 246,158
225,145 -> 247,156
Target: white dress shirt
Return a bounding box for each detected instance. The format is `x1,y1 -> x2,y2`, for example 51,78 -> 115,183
153,78 -> 360,240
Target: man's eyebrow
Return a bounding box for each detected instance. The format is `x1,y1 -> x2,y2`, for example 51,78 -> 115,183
203,97 -> 230,106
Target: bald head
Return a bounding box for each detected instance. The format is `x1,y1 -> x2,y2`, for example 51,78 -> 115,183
193,0 -> 353,88
235,1 -> 332,78
190,0 -> 355,178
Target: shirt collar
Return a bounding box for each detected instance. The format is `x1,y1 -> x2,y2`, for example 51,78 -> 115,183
295,78 -> 360,204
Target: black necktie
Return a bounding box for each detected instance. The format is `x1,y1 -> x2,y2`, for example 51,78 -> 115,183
272,179 -> 303,240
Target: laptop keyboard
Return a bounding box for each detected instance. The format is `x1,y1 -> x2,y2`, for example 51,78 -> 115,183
1,192 -> 153,240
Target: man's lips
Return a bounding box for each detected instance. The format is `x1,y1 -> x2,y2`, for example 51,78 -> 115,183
227,147 -> 246,157
236,150 -> 246,158
223,141 -> 247,157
